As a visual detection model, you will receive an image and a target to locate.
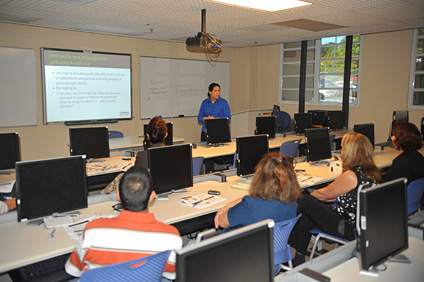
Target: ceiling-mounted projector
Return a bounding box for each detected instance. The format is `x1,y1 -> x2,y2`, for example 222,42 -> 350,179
186,9 -> 222,57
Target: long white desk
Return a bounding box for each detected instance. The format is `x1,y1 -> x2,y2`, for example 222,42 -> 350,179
0,174 -> 248,274
192,130 -> 351,159
109,136 -> 184,156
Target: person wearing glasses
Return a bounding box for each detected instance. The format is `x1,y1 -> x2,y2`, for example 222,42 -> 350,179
214,152 -> 301,231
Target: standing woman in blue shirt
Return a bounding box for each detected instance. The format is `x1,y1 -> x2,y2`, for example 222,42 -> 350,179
198,83 -> 231,142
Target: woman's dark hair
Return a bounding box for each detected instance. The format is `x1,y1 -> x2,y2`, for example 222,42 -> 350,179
119,166 -> 152,212
207,83 -> 220,98
391,122 -> 422,151
146,117 -> 167,147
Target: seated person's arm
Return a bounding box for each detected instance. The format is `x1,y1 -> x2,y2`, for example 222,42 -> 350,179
0,198 -> 16,214
311,170 -> 357,202
214,197 -> 243,229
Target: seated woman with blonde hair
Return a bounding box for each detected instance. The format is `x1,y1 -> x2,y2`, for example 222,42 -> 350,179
214,152 -> 301,231
289,132 -> 381,265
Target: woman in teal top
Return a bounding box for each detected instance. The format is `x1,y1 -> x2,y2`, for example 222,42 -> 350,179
214,152 -> 301,231
197,83 -> 231,142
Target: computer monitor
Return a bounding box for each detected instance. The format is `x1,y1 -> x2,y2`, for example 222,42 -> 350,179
148,143 -> 193,195
176,219 -> 274,282
272,104 -> 280,112
357,178 -> 409,275
16,155 -> 88,222
0,132 -> 20,171
308,110 -> 329,128
255,116 -> 276,139
69,127 -> 110,159
236,135 -> 269,177
328,111 -> 343,130
393,110 -> 409,125
354,123 -> 375,149
305,127 -> 332,162
143,122 -> 173,146
204,118 -> 231,145
294,113 -> 313,134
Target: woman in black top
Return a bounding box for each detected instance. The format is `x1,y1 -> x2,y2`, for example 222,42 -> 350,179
382,122 -> 424,185
289,133 -> 381,265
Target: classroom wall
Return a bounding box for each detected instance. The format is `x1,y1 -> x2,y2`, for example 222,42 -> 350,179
229,29 -> 424,143
1,23 -> 423,161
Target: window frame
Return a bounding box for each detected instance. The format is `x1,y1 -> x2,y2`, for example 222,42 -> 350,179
279,36 -> 362,106
409,28 -> 424,109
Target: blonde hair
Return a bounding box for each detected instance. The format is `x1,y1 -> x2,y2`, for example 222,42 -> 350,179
249,152 -> 301,203
341,132 -> 381,183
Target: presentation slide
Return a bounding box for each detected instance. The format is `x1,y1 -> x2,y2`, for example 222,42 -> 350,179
42,48 -> 132,123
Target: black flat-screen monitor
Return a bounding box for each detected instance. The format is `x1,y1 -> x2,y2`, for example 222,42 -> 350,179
354,123 -> 375,148
305,127 -> 332,162
0,132 -> 20,171
393,110 -> 409,125
255,116 -> 276,139
148,144 -> 193,195
328,111 -> 343,130
69,127 -> 110,159
205,118 -> 231,145
294,113 -> 313,134
143,122 -> 173,146
16,155 -> 88,222
308,110 -> 329,128
176,219 -> 274,282
357,178 -> 409,273
236,135 -> 269,176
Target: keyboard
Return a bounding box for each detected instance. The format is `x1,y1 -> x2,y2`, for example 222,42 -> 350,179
17,253 -> 70,280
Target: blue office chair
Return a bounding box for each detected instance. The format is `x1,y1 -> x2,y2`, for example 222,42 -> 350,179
407,177 -> 424,216
279,139 -> 301,157
228,152 -> 237,169
273,214 -> 302,275
192,156 -> 204,176
308,227 -> 350,261
108,130 -> 124,138
308,200 -> 350,261
79,250 -> 171,282
271,111 -> 291,133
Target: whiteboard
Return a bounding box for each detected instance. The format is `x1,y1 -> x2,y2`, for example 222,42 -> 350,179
140,57 -> 230,119
0,47 -> 37,127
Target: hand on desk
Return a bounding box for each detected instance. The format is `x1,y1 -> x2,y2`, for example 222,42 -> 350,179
214,197 -> 243,229
2,198 -> 16,212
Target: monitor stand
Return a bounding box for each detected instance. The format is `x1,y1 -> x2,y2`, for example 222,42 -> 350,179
208,143 -> 228,147
360,254 -> 411,277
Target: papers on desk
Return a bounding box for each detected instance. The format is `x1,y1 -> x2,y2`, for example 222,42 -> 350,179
86,162 -> 130,173
63,214 -> 116,240
231,179 -> 251,191
43,214 -> 98,229
297,173 -> 323,186
0,181 -> 15,194
180,194 -> 226,209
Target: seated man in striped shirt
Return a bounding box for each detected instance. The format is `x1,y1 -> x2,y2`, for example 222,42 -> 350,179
65,166 -> 182,280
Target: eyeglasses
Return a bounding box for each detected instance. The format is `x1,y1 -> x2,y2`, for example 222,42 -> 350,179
112,203 -> 123,212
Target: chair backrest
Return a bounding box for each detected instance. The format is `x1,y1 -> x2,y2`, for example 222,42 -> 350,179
79,250 -> 171,282
273,214 -> 302,265
192,156 -> 204,176
279,139 -> 301,157
407,177 -> 424,215
271,111 -> 291,132
108,130 -> 124,138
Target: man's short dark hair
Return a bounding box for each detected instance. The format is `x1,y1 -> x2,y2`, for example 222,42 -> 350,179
119,166 -> 153,212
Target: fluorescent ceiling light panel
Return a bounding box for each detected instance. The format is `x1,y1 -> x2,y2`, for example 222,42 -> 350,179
210,0 -> 311,12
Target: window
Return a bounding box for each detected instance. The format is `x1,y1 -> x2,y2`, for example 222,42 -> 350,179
410,28 -> 424,107
280,35 -> 362,105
